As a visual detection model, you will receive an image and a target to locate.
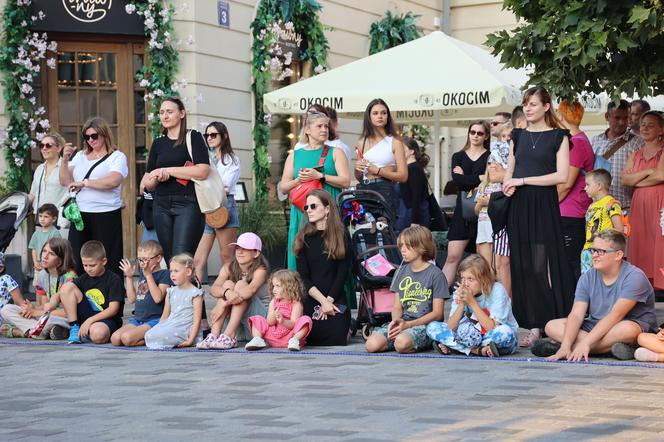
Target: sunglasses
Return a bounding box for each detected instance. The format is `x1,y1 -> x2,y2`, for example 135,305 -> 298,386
490,121 -> 504,126
39,142 -> 55,149
469,130 -> 486,136
204,133 -> 219,139
83,133 -> 100,141
303,203 -> 319,211
589,247 -> 619,256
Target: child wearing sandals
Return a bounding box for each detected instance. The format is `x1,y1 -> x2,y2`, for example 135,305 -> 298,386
365,225 -> 447,354
145,254 -> 204,349
635,326 -> 664,362
1,239 -> 75,339
197,232 -> 270,350
427,254 -> 519,358
245,269 -> 313,351
112,240 -> 171,347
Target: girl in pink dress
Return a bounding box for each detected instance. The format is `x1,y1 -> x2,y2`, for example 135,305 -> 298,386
622,111 -> 664,290
245,270 -> 313,351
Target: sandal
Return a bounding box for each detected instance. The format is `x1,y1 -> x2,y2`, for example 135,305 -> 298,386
0,324 -> 21,338
519,329 -> 541,348
433,341 -> 451,355
481,342 -> 500,358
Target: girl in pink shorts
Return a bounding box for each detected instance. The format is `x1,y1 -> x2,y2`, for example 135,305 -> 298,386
245,270 -> 312,351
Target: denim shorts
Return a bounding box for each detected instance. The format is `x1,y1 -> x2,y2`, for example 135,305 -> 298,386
204,195 -> 240,234
128,317 -> 160,328
373,323 -> 432,351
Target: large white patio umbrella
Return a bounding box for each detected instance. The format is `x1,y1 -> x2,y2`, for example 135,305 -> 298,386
264,31 -> 529,198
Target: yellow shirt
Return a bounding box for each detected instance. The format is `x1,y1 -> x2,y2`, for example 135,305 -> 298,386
583,195 -> 622,250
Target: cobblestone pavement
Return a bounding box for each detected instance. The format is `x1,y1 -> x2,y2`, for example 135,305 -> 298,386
2,302 -> 663,441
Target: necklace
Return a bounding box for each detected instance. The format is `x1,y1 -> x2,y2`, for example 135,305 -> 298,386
528,130 -> 545,149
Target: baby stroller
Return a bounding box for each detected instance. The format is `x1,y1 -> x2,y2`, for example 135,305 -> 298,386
0,192 -> 30,252
338,189 -> 402,340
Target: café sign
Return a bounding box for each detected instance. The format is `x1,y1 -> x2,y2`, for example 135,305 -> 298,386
63,0 -> 112,23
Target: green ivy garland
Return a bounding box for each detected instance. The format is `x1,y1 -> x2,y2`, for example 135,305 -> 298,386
250,0 -> 329,199
369,11 -> 430,149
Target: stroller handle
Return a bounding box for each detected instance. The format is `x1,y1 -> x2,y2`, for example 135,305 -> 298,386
354,244 -> 400,263
336,188 -> 389,207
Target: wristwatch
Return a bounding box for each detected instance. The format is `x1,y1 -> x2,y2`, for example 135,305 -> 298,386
320,174 -> 326,184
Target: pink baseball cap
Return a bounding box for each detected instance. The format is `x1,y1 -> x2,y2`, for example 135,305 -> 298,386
229,232 -> 262,251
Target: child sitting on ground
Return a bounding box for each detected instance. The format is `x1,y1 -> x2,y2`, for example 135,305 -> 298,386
635,326 -> 664,362
29,203 -> 61,302
0,252 -> 28,337
1,238 -> 76,339
582,169 -> 624,273
365,225 -> 448,354
112,240 -> 171,347
145,254 -> 203,349
197,232 -> 270,350
45,240 -> 125,344
245,269 -> 312,351
427,254 -> 519,357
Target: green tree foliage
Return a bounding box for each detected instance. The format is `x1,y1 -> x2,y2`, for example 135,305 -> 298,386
486,0 -> 664,101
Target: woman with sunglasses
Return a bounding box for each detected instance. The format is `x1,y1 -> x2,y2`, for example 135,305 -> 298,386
442,121 -> 490,287
293,189 -> 351,346
59,117 -> 128,276
193,121 -> 241,283
29,132 -> 68,228
143,97 -> 210,263
280,111 -> 350,270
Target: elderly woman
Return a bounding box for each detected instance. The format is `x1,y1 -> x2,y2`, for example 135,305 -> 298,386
59,117 -> 128,276
30,132 -> 68,224
280,111 -> 350,270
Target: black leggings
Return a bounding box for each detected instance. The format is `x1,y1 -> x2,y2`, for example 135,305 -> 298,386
69,209 -> 123,277
153,194 -> 205,263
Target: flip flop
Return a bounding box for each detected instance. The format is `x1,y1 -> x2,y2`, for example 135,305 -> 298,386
433,341 -> 451,355
0,324 -> 21,338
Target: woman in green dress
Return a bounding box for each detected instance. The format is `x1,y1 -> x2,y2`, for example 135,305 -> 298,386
280,111 -> 350,270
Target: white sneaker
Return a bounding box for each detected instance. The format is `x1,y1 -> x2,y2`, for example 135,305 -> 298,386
287,337 -> 301,351
245,336 -> 267,351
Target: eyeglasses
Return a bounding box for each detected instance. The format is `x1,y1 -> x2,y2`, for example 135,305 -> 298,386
204,133 -> 219,139
490,121 -> 504,126
137,254 -> 159,264
312,305 -> 324,320
83,133 -> 100,141
589,247 -> 619,256
39,142 -> 55,149
303,203 -> 318,211
469,130 -> 486,136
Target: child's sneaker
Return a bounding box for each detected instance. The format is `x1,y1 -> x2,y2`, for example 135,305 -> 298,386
245,336 -> 267,351
67,324 -> 82,344
210,334 -> 236,350
49,325 -> 69,340
287,337 -> 301,351
196,333 -> 217,350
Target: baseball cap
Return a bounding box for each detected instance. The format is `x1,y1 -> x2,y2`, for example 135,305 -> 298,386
229,232 -> 262,251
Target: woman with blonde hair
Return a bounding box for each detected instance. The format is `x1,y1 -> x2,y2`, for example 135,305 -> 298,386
30,132 -> 68,224
280,111 -> 350,270
59,117 -> 128,275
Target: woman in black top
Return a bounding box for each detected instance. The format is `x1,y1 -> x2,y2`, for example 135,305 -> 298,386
442,121 -> 490,286
396,137 -> 430,232
143,97 -> 210,262
503,86 -> 575,347
294,189 -> 351,346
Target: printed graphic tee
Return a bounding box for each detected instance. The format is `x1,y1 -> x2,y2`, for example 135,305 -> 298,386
73,271 -> 125,318
390,263 -> 449,321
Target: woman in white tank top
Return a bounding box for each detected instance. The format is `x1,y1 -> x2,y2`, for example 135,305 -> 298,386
354,99 -> 408,221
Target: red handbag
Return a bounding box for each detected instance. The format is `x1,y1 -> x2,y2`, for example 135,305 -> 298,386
289,145 -> 331,211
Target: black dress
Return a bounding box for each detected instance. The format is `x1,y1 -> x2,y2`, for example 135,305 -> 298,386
296,230 -> 352,346
447,149 -> 490,241
507,128 -> 576,329
396,162 -> 429,231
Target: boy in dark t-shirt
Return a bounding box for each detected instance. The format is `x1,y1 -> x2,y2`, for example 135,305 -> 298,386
45,240 -> 125,344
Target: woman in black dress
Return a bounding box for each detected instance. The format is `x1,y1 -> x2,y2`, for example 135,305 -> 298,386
396,137 -> 431,232
442,121 -> 490,286
503,86 -> 575,347
294,189 -> 351,346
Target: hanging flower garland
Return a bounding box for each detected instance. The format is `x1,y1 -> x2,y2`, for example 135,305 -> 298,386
0,0 -> 56,192
250,0 -> 329,199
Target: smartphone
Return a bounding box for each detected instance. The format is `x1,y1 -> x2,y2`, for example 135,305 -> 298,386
313,165 -> 324,173
336,304 -> 348,314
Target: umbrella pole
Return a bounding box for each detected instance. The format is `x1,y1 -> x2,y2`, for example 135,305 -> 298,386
433,110 -> 442,201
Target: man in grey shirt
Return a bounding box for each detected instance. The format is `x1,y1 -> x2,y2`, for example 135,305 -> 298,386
531,229 -> 657,361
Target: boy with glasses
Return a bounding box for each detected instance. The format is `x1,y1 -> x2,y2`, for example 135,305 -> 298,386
531,230 -> 657,361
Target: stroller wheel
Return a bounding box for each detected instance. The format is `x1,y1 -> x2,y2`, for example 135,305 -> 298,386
361,324 -> 372,341
350,318 -> 358,337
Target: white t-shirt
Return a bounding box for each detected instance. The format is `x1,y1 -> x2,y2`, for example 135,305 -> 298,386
69,150 -> 128,213
214,153 -> 241,195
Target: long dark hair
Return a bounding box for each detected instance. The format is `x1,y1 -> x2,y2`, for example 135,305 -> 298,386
205,121 -> 237,166
160,97 -> 187,146
228,251 -> 269,284
307,104 -> 337,140
360,98 -> 396,140
45,237 -> 76,275
403,137 -> 430,167
292,189 -> 346,260
522,86 -> 563,129
462,120 -> 491,151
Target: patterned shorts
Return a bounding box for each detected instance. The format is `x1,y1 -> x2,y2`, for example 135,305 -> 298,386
372,323 -> 432,352
493,229 -> 510,256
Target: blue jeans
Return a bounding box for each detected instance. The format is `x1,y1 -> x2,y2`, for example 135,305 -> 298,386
153,194 -> 205,262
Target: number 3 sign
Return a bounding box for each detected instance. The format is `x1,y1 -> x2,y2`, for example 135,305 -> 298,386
218,1 -> 230,28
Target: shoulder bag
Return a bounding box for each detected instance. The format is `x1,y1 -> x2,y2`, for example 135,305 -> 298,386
60,152 -> 112,232
426,182 -> 447,231
460,189 -> 478,222
289,145 -> 331,212
185,131 -> 229,228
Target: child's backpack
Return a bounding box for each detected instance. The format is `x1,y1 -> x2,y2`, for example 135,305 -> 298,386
606,197 -> 630,237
